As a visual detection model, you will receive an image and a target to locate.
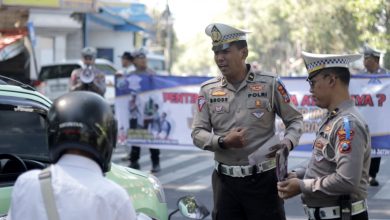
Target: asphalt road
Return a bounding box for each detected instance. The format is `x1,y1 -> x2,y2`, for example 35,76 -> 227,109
112,146 -> 390,220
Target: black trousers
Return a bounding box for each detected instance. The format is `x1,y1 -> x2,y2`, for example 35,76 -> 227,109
130,146 -> 160,164
369,157 -> 381,178
307,210 -> 368,220
129,118 -> 160,164
212,169 -> 286,220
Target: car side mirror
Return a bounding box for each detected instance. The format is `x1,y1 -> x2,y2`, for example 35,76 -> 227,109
175,195 -> 209,219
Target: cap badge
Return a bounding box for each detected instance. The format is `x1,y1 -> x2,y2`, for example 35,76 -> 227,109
211,25 -> 222,43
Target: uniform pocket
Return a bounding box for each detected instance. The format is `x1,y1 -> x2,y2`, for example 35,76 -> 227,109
246,97 -> 269,109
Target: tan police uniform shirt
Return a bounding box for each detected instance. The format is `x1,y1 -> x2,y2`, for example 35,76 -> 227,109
300,100 -> 371,207
191,64 -> 303,165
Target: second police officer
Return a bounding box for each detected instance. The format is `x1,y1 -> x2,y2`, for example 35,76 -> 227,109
277,52 -> 371,220
69,47 -> 106,96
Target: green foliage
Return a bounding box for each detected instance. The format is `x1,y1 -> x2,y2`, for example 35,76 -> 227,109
172,0 -> 390,75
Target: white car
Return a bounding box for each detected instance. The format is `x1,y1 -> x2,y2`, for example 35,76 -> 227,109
33,59 -> 117,105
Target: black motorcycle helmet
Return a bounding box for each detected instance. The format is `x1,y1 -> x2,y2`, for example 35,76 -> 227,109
48,91 -> 117,172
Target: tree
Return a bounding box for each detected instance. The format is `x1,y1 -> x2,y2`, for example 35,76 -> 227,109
172,0 -> 390,75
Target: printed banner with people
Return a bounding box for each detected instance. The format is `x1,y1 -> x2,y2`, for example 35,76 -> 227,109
115,74 -> 390,156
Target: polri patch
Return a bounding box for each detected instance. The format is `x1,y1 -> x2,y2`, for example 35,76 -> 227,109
198,96 -> 206,112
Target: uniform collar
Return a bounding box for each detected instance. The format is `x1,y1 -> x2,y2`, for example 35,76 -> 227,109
57,154 -> 103,176
327,99 -> 355,118
220,64 -> 252,89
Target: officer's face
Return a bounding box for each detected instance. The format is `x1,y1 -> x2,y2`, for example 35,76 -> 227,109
363,56 -> 379,73
214,45 -> 246,76
121,58 -> 132,68
83,56 -> 94,66
307,72 -> 332,108
133,56 -> 147,69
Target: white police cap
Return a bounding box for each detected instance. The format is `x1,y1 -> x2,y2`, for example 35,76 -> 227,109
205,23 -> 249,51
302,51 -> 361,77
363,44 -> 381,58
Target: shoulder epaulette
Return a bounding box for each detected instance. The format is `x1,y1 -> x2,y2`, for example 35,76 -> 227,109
200,76 -> 221,87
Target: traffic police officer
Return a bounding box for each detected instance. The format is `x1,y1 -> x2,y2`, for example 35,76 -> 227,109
191,23 -> 303,220
277,52 -> 371,220
69,47 -> 106,96
360,45 -> 389,186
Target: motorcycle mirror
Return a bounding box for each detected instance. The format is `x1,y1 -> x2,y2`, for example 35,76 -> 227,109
175,195 -> 209,219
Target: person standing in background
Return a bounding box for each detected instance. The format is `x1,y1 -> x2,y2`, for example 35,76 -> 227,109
117,52 -> 136,76
360,45 -> 389,186
128,49 -> 160,173
69,47 -> 106,96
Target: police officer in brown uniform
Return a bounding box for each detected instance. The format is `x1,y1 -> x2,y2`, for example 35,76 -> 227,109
191,23 -> 303,220
69,47 -> 106,96
360,45 -> 389,186
277,52 -> 371,220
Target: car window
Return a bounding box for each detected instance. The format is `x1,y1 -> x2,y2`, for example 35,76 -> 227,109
39,64 -> 81,80
96,64 -> 116,75
0,110 -> 49,159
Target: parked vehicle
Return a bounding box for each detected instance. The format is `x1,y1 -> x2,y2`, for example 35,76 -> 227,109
0,76 -> 209,220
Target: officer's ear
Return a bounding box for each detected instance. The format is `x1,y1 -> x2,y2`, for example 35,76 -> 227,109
328,73 -> 338,87
241,48 -> 248,59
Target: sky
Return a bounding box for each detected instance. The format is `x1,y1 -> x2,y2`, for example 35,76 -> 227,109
140,0 -> 228,43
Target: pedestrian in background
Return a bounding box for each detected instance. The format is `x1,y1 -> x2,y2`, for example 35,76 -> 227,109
128,49 -> 161,173
117,51 -> 136,76
191,23 -> 303,220
278,52 -> 371,220
7,91 -> 136,220
69,47 -> 106,96
360,45 -> 389,187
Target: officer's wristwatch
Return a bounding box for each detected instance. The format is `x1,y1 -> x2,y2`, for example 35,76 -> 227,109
218,137 -> 226,149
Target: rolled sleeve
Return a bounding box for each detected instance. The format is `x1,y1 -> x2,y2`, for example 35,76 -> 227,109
273,78 -> 303,148
300,179 -> 315,194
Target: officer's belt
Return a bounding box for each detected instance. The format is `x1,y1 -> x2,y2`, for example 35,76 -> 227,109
303,200 -> 367,220
215,159 -> 276,178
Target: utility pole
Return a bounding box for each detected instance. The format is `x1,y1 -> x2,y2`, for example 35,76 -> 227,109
161,1 -> 173,74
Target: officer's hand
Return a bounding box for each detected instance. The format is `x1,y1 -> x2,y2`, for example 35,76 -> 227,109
72,82 -> 87,91
277,178 -> 301,199
223,127 -> 247,149
266,138 -> 292,158
286,171 -> 298,179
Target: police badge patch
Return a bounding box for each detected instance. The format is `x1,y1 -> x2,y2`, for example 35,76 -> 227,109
276,78 -> 290,103
337,118 -> 354,154
198,96 -> 206,112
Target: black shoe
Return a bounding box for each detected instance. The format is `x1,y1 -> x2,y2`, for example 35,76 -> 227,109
129,162 -> 140,170
369,177 -> 379,186
151,164 -> 161,173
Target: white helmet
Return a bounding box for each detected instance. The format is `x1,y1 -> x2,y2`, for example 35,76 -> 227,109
81,47 -> 97,58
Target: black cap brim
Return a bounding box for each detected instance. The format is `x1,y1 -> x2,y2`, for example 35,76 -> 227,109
212,43 -> 231,52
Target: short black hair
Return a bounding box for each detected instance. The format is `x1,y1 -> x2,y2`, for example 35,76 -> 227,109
231,40 -> 248,50
121,52 -> 134,61
323,67 -> 350,85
